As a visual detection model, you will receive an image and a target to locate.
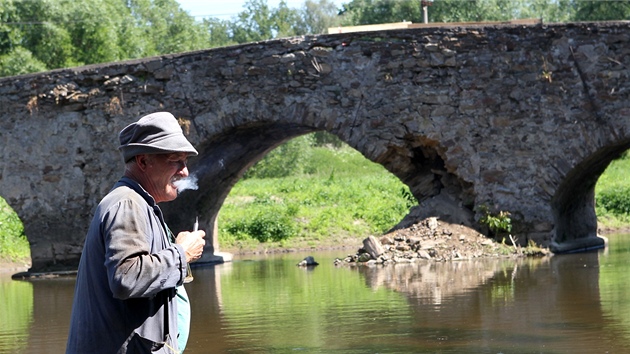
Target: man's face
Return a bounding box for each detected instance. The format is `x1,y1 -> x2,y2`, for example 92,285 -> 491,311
143,152 -> 189,203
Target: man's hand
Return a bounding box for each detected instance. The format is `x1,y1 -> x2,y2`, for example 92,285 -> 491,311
176,230 -> 206,263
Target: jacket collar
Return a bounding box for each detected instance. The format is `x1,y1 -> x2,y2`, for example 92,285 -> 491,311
116,176 -> 157,207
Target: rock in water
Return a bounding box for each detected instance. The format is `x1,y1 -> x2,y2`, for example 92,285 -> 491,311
297,256 -> 319,267
363,236 -> 385,260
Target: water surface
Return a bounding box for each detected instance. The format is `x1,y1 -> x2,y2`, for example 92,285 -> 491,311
2,234 -> 630,353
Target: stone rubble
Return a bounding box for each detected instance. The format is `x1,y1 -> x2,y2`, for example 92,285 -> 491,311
335,217 -> 549,266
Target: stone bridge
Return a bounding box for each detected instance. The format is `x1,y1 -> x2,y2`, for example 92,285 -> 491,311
2,22 -> 629,271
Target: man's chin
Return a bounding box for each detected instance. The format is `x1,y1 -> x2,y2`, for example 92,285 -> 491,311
163,186 -> 179,201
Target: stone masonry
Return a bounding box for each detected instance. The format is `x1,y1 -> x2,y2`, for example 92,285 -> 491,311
1,22 -> 630,271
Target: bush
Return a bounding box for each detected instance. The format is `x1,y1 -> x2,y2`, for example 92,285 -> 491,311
0,197 -> 30,261
225,208 -> 297,243
478,205 -> 512,235
0,47 -> 48,77
597,187 -> 630,215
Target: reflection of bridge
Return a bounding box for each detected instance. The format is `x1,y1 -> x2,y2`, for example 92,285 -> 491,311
1,22 -> 629,271
355,254 -> 627,352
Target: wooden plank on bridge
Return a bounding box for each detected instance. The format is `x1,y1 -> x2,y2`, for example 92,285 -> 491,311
328,19 -> 542,34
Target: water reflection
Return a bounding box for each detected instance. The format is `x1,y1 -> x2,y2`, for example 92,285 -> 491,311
355,258 -> 526,305
0,277 -> 32,353
3,236 -> 630,353
352,252 -> 630,353
24,278 -> 75,353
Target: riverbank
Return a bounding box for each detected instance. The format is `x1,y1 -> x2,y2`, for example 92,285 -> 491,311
2,222 -> 627,275
223,219 -> 630,261
222,217 -> 552,262
0,258 -> 30,274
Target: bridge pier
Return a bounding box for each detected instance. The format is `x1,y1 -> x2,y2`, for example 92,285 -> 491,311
550,235 -> 608,254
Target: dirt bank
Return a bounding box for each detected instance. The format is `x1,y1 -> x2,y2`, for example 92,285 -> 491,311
0,258 -> 30,274
225,218 -> 626,262
223,217 -> 549,261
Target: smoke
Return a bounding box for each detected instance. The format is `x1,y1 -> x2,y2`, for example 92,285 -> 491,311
174,174 -> 199,193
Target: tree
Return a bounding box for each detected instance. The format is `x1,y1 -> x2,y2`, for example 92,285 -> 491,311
301,0 -> 343,34
0,47 -> 47,77
573,0 -> 630,21
273,1 -> 306,38
230,0 -> 308,43
231,0 -> 276,43
203,18 -> 237,48
0,0 -> 210,77
339,0 -> 630,26
0,0 -> 19,55
339,0 -> 424,25
63,0 -> 135,65
129,0 -> 210,55
520,0 -> 574,23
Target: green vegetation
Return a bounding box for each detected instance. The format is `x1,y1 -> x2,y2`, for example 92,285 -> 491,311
218,135 -> 630,251
339,0 -> 630,26
478,205 -> 512,236
595,152 -> 630,229
0,197 -> 29,262
0,0 -> 341,78
219,134 -> 416,250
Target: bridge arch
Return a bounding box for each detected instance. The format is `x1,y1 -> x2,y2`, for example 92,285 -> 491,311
162,108 -> 477,261
552,140 -> 630,253
1,22 -> 629,270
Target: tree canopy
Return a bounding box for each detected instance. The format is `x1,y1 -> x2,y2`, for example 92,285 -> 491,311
339,0 -> 630,25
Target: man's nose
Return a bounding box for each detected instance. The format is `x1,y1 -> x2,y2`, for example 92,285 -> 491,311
179,162 -> 189,177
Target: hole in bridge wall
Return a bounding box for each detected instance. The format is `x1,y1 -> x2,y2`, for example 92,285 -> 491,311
0,195 -> 31,266
373,136 -> 477,231
216,132 -> 418,250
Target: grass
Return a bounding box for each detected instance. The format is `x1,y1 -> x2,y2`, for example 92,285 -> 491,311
218,144 -> 415,251
0,197 -> 30,263
595,154 -> 630,229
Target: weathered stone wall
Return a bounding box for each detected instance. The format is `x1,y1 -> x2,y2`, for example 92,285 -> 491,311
1,22 -> 629,271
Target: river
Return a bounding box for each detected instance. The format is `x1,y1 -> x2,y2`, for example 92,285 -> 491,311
2,233 -> 630,353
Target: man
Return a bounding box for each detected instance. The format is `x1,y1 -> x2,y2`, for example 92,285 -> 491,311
66,112 -> 206,353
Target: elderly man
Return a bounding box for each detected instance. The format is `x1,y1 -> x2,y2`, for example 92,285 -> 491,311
66,112 -> 206,353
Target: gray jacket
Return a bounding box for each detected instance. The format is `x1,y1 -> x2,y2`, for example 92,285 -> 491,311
66,177 -> 187,353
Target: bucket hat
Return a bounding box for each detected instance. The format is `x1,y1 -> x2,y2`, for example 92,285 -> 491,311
118,112 -> 198,162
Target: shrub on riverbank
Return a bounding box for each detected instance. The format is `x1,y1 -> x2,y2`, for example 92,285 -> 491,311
596,153 -> 630,229
0,198 -> 30,262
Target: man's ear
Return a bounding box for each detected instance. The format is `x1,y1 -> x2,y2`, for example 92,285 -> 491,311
135,154 -> 150,171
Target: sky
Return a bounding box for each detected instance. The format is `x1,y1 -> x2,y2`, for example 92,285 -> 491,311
176,0 -> 345,21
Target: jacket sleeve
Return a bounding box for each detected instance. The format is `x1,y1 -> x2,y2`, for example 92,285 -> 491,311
102,198 -> 186,299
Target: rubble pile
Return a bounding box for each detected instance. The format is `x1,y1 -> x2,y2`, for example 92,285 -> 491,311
334,217 -> 547,266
